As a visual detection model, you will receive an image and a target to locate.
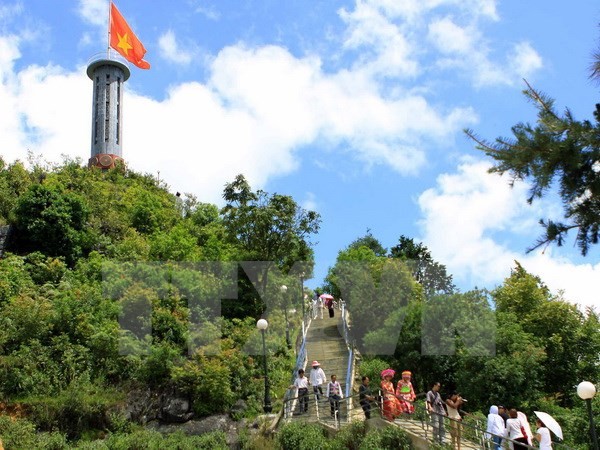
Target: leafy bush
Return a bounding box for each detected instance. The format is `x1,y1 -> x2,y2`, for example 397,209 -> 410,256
171,355 -> 236,417
329,420 -> 367,450
80,429 -> 228,449
0,415 -> 67,449
358,425 -> 413,450
357,357 -> 390,386
24,380 -> 123,439
277,421 -> 329,450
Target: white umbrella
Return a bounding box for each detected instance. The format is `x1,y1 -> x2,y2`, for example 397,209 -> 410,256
534,411 -> 563,440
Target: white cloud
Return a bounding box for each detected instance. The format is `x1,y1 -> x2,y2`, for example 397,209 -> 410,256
77,0 -> 107,27
428,17 -> 475,55
509,41 -> 543,78
418,160 -> 600,311
338,0 -> 539,87
193,4 -> 220,21
158,30 -> 194,66
0,2 -> 24,22
0,30 -> 475,202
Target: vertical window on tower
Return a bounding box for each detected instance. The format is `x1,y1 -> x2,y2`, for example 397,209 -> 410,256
116,78 -> 121,145
105,74 -> 110,142
94,77 -> 99,145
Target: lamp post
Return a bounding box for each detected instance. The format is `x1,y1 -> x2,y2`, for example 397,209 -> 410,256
577,381 -> 598,450
257,319 -> 272,413
280,284 -> 291,348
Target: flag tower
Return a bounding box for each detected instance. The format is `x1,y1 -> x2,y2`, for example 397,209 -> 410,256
87,2 -> 149,170
86,56 -> 129,169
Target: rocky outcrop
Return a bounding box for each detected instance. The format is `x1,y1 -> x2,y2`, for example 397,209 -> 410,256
158,396 -> 193,423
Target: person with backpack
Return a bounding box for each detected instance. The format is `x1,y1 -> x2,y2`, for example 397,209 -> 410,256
426,381 -> 446,444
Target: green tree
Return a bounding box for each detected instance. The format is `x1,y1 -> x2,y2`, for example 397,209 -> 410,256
348,230 -> 387,256
389,235 -> 455,295
465,77 -> 600,255
221,174 -> 320,318
13,183 -> 90,264
492,263 -> 600,403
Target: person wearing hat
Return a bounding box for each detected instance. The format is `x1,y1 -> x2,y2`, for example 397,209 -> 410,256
396,370 -> 416,414
381,368 -> 402,421
309,360 -> 327,400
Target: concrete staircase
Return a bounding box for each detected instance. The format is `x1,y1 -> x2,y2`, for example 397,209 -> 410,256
282,310 -> 485,449
287,312 -> 350,424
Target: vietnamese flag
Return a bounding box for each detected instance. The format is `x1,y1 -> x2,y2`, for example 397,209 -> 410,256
109,2 -> 150,69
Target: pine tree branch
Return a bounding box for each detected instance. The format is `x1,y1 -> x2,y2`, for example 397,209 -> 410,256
523,79 -> 559,120
463,129 -> 499,153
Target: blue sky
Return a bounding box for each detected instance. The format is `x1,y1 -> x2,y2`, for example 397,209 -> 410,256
1,0 -> 599,310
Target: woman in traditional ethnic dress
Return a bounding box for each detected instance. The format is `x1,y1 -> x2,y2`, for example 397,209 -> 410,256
396,370 -> 416,414
380,368 -> 402,421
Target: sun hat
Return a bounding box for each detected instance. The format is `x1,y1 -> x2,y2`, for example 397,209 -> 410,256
312,360 -> 320,366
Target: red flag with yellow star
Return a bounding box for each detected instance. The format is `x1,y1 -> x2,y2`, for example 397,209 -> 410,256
109,2 -> 150,69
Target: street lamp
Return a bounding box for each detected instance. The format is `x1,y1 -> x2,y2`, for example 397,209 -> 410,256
577,381 -> 598,450
257,319 -> 272,413
280,284 -> 291,348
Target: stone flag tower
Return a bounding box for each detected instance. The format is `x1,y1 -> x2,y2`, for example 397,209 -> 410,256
86,57 -> 130,169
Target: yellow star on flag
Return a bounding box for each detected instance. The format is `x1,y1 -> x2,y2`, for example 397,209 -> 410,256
116,32 -> 132,55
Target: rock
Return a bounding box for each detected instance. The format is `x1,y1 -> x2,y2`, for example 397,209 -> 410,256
159,396 -> 193,423
146,414 -> 244,447
125,388 -> 161,424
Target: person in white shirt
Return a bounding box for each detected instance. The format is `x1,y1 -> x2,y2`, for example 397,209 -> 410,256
535,418 -> 553,450
309,361 -> 327,401
291,369 -> 309,414
486,405 -> 506,450
326,374 -> 343,418
505,408 -> 528,450
312,298 -> 319,319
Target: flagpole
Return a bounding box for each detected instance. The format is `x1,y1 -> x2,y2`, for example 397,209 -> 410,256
107,0 -> 112,57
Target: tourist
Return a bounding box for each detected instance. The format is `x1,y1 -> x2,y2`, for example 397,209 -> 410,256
486,405 -> 506,450
396,370 -> 416,414
380,368 -> 402,421
290,368 -> 309,414
326,296 -> 335,318
426,381 -> 446,444
326,374 -> 343,419
505,408 -> 528,449
498,405 -> 509,425
518,411 -> 533,446
309,360 -> 327,401
445,391 -> 464,450
535,417 -> 553,450
359,376 -> 375,419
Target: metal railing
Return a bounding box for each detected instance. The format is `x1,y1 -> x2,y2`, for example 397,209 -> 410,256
382,396 -> 576,450
282,313 -> 310,419
282,384 -> 575,449
340,301 -> 354,401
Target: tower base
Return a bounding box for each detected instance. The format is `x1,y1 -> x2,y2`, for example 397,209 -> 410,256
89,153 -> 123,169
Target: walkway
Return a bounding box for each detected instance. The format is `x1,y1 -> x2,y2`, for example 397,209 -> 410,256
287,311 -> 350,424
281,308 -> 485,449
